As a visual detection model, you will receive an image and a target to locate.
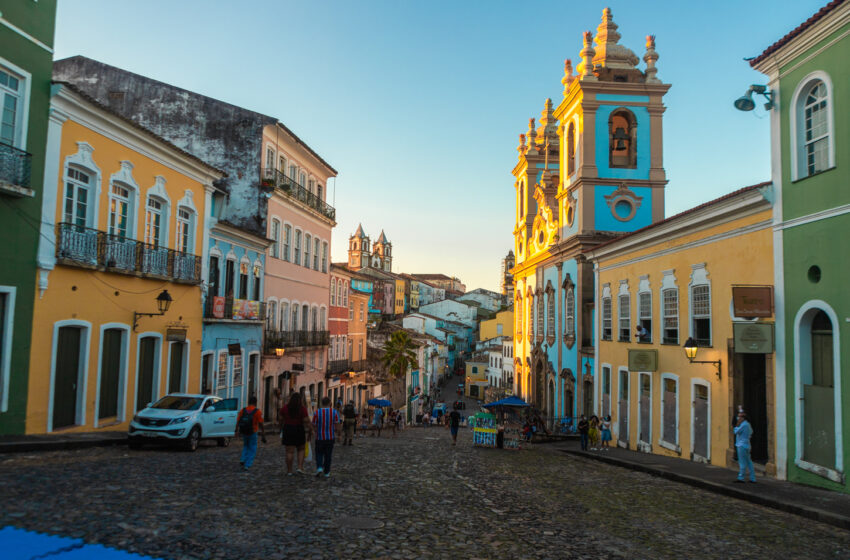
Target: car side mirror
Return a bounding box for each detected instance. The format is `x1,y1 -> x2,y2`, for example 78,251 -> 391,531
205,406 -> 216,413
146,402 -> 152,408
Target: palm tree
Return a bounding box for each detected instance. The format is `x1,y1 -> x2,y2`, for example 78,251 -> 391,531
381,331 -> 418,379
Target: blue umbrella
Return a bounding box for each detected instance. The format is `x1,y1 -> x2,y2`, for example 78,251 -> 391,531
482,396 -> 530,408
368,398 -> 392,407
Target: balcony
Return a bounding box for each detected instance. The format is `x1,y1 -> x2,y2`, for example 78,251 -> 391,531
56,223 -> 202,284
0,142 -> 33,196
261,168 -> 336,222
327,359 -> 350,375
264,329 -> 330,353
204,296 -> 266,322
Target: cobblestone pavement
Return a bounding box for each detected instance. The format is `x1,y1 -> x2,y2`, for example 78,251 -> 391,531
1,428 -> 849,560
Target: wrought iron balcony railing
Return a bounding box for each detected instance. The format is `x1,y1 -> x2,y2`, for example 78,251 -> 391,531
261,168 -> 336,222
0,142 -> 32,192
327,359 -> 350,375
204,295 -> 266,321
264,329 -> 330,353
56,223 -> 202,284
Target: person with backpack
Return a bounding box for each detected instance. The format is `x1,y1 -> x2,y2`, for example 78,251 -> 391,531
234,396 -> 267,472
342,400 -> 357,446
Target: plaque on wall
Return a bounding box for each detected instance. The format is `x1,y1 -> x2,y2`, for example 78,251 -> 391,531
628,349 -> 658,372
732,286 -> 773,318
733,322 -> 774,354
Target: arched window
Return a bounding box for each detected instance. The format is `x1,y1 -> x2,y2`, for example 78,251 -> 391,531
301,304 -> 309,330
565,285 -> 575,337
546,286 -> 555,340
320,307 -> 326,331
794,78 -> 833,179
516,296 -> 523,336
344,282 -> 349,307
536,292 -> 544,341
270,219 -> 280,258
331,279 -> 337,306
291,304 -> 298,332
267,300 -> 277,330
311,306 -> 318,331
609,109 -> 637,168
566,122 -> 576,175
527,294 -> 534,342
304,234 -> 311,269
280,302 -> 289,331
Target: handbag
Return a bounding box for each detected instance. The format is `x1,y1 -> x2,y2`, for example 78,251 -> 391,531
304,440 -> 312,462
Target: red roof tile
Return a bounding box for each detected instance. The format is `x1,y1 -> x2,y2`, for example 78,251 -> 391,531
750,0 -> 846,67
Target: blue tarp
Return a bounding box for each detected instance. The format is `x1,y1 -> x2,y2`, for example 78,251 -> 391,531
0,526 -> 159,559
367,398 -> 392,407
482,396 -> 530,408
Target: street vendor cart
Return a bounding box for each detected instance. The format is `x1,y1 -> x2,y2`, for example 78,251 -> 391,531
471,411 -> 497,447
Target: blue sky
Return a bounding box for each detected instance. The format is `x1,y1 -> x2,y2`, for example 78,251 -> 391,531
54,0 -> 825,291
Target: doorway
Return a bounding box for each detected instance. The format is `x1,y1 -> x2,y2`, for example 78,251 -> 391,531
201,353 -> 212,395
137,337 -> 157,411
741,353 -> 768,463
98,328 -> 123,420
547,380 -> 555,417
53,326 -> 83,430
639,373 -> 651,446
248,353 -> 258,400
692,383 -> 709,460
168,342 -> 186,394
583,379 -> 593,416
601,366 -> 611,419
618,370 -> 629,444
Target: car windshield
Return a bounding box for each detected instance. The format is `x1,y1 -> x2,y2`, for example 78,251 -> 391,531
151,396 -> 203,411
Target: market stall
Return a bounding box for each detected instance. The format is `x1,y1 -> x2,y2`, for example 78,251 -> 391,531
470,411 -> 497,447
482,396 -> 531,450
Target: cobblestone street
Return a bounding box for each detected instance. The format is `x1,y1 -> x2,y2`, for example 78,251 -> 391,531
1,428 -> 849,560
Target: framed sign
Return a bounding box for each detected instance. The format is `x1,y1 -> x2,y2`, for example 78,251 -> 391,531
212,296 -> 225,319
732,286 -> 773,318
628,349 -> 658,372
166,328 -> 187,342
734,322 -> 774,354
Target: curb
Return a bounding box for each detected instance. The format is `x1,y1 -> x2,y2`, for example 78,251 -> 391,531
0,437 -> 127,454
561,448 -> 850,531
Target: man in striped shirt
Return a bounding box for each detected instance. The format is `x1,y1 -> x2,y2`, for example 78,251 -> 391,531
312,396 -> 340,478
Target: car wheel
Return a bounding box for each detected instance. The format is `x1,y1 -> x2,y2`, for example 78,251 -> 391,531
217,437 -> 230,448
128,437 -> 142,450
184,426 -> 201,452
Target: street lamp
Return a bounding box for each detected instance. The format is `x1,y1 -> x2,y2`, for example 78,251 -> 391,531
133,290 -> 173,331
683,337 -> 722,379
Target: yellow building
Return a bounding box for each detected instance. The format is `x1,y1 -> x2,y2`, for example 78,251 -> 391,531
465,354 -> 489,399
587,184 -> 776,473
479,309 -> 514,341
28,83 -> 223,434
394,278 -> 405,316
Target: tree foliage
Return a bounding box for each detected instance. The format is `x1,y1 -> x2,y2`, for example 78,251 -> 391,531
381,331 -> 418,380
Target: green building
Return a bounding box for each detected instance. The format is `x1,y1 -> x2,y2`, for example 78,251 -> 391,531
751,0 -> 849,492
0,1 -> 57,434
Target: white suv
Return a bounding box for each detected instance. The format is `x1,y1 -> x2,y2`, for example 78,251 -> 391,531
129,393 -> 239,451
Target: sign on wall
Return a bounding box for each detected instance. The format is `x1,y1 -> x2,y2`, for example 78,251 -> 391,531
232,299 -> 260,320
212,296 -> 226,319
732,286 -> 773,318
628,349 -> 658,372
733,322 -> 774,354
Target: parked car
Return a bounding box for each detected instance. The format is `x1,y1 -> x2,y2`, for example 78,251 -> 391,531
128,393 -> 239,451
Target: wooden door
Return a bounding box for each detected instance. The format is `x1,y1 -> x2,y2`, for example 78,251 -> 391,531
53,326 -> 82,430
168,342 -> 185,394
201,353 -> 212,395
639,373 -> 651,444
136,337 -> 156,411
618,370 -> 629,443
248,354 -> 257,401
693,384 -> 709,459
98,328 -> 123,419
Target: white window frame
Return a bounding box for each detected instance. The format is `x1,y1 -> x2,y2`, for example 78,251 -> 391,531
304,232 -> 311,268
93,323 -> 131,427
0,286 -> 16,412
322,241 -> 328,273
175,206 -> 194,253
313,237 -> 320,270
331,278 -> 337,306
270,218 -> 281,259
144,176 -> 171,248
0,57 -> 31,150
200,350 -> 215,394
282,222 -> 292,262
688,263 -> 711,346
637,371 -> 652,450
616,366 -> 630,444
790,71 -> 835,181
267,298 -> 278,330
48,320 -> 93,432
637,275 -> 651,343
293,229 -> 302,266
659,372 -> 680,452
691,378 -> 711,463
108,183 -> 132,238
618,280 -> 630,343
660,269 -> 678,345
280,300 -> 290,331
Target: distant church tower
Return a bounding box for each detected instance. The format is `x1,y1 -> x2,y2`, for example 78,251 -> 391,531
348,224 -> 370,270
372,230 -> 392,272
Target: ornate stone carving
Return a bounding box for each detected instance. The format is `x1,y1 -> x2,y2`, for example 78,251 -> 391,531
604,183 -> 643,222
562,59 -> 575,95
577,31 -> 598,81
592,8 -> 640,70
644,35 -> 660,84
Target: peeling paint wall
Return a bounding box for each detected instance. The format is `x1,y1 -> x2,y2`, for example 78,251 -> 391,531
53,56 -> 274,235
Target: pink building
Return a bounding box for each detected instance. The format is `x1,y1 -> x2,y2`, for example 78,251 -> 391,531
260,123 -> 336,413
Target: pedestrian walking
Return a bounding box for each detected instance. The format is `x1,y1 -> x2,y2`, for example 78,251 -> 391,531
359,410 -> 369,437
600,415 -> 612,450
447,405 -> 462,446
589,415 -> 600,450
372,406 -> 383,437
313,397 -> 340,478
734,410 -> 757,483
342,400 -> 357,446
235,396 -> 267,472
280,392 -> 311,476
577,415 -> 589,451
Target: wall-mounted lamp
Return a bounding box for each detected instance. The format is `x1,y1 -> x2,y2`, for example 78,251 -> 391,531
275,347 -> 285,357
133,290 -> 172,331
734,84 -> 774,111
683,337 -> 722,379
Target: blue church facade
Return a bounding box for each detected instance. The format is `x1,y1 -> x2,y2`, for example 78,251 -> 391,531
511,9 -> 668,425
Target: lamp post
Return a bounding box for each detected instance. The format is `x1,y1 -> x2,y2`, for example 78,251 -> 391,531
683,337 -> 722,379
133,290 -> 173,331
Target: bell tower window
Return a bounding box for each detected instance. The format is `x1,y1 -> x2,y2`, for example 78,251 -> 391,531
609,109 -> 637,168
566,123 -> 576,176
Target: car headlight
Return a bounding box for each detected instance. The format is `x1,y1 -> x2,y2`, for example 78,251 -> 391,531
132,414 -> 140,423
170,415 -> 190,425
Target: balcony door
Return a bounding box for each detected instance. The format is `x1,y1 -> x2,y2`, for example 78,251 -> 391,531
136,337 -> 158,411
98,328 -> 124,420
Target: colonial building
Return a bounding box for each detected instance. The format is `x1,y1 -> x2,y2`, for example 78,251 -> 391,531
751,0 -> 850,492
512,9 -> 669,420
0,0 -> 57,435
500,250 -> 515,301
586,184 -> 776,473
29,82 -> 223,433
